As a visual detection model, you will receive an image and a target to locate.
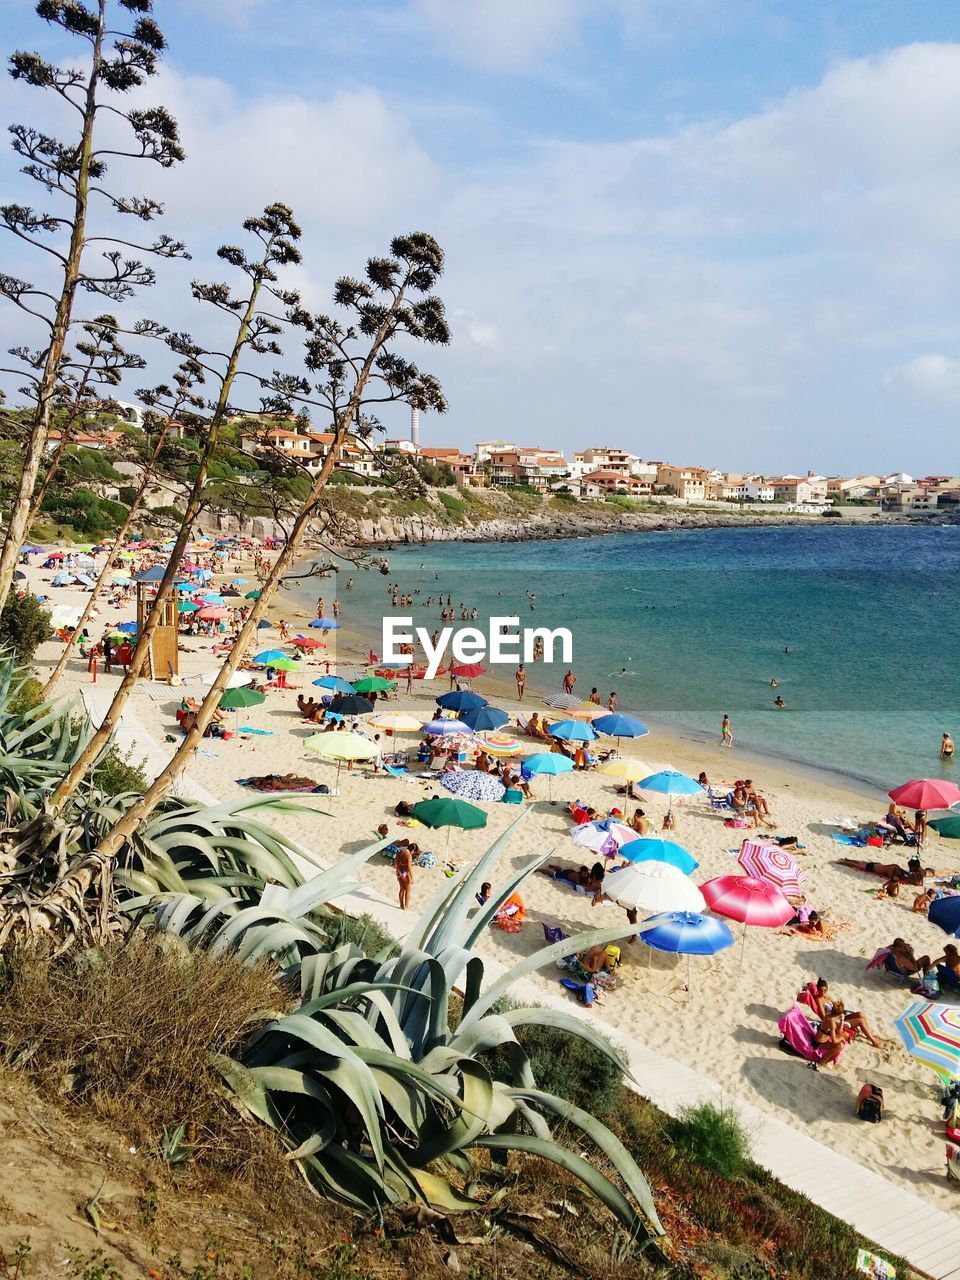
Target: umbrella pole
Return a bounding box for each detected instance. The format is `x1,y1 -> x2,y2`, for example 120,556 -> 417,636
737,924 -> 747,981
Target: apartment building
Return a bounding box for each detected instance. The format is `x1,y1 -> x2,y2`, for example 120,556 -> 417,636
656,464 -> 710,501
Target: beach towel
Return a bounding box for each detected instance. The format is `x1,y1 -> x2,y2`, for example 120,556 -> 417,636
239,726 -> 273,735
832,833 -> 866,846
776,1004 -> 846,1065
866,947 -> 892,971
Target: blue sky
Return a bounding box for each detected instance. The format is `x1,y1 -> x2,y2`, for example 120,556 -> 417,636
4,0 -> 960,473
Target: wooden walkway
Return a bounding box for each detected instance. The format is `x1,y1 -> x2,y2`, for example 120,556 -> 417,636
84,689 -> 960,1278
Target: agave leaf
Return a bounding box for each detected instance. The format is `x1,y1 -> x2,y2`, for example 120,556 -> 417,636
503,1087 -> 664,1236
410,1166 -> 483,1213
411,1057 -> 493,1166
273,835 -> 392,918
462,848 -> 554,949
498,1006 -> 632,1082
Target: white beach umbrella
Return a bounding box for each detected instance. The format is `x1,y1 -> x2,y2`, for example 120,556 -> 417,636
603,862 -> 705,915
198,669 -> 254,689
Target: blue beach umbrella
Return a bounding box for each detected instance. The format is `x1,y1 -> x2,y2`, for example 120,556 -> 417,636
312,675 -> 355,693
637,769 -> 704,819
929,896 -> 960,938
547,719 -> 597,742
618,837 -> 699,874
592,713 -> 649,743
638,909 -> 735,985
117,621 -> 138,635
310,617 -> 340,629
257,620 -> 273,629
459,705 -> 510,732
437,690 -> 487,713
523,751 -> 573,800
197,593 -> 225,606
254,649 -> 288,664
422,718 -> 473,737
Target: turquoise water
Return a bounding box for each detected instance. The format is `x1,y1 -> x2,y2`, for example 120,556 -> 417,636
297,525 -> 960,790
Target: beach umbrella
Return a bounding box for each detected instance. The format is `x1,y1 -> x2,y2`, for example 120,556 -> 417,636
458,705 -> 510,732
178,600 -> 200,613
564,702 -> 607,721
476,731 -> 522,757
412,796 -> 487,831
598,757 -> 654,783
603,863 -> 705,915
330,693 -> 374,715
75,573 -> 96,588
197,592 -> 225,605
619,837 -> 699,874
245,589 -> 262,600
930,815 -> 960,839
737,841 -> 805,898
257,620 -> 273,629
591,713 -> 649,746
111,572 -> 131,584
369,712 -> 423,733
311,617 -> 340,630
888,779 -> 960,810
353,676 -> 396,694
218,684 -> 266,735
199,669 -> 252,689
928,897 -> 960,938
570,819 -> 637,856
117,620 -> 138,634
523,751 -> 573,800
198,607 -> 228,620
542,693 -> 583,711
450,662 -> 485,679
313,675 -> 355,693
547,719 -> 597,742
305,731 -> 378,787
893,1000 -> 960,1081
254,649 -> 288,664
219,686 -> 265,710
422,718 -> 473,737
701,874 -> 793,978
437,690 -> 487,713
291,636 -> 324,649
232,578 -> 247,585
637,769 -> 704,819
441,770 -> 506,803
270,657 -> 301,672
638,910 -> 735,987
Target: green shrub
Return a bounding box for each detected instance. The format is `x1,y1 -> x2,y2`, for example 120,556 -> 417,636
39,487 -> 127,537
483,1005 -> 626,1118
93,743 -> 148,795
0,592 -> 52,662
437,491 -> 466,516
117,484 -> 139,505
322,912 -> 398,960
668,1102 -> 752,1178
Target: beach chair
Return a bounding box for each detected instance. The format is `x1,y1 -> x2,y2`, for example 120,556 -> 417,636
708,786 -> 732,812
383,763 -> 408,778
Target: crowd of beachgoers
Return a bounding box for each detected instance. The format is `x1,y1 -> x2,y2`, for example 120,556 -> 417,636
19,535 -> 960,1211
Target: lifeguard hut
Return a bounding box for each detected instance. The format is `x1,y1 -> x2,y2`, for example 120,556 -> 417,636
134,565 -> 182,680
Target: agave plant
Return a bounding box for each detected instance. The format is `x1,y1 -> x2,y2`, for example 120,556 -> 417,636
147,817 -> 665,1244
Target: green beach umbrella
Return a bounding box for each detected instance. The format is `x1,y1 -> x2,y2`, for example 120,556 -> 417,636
353,676 -> 396,694
245,589 -> 262,599
178,600 -> 200,613
412,795 -> 487,853
269,657 -> 300,672
930,815 -> 960,840
219,687 -> 266,710
304,731 -> 378,787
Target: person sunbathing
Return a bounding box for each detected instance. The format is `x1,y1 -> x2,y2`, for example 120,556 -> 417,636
800,979 -> 884,1047
928,944 -> 960,992
568,801 -> 596,825
883,937 -> 931,978
810,1009 -> 847,1067
245,773 -> 320,791
539,862 -> 605,896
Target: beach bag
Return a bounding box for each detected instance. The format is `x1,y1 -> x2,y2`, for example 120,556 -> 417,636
857,1083 -> 883,1123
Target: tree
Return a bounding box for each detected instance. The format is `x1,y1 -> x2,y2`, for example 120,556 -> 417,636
73,233 -> 450,866
50,203 -> 305,807
0,0 -> 184,616
0,589 -> 51,662
41,359 -> 205,698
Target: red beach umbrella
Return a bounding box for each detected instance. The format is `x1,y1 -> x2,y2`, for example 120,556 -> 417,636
451,663 -> 486,678
888,779 -> 960,811
701,874 -> 794,978
292,636 -> 323,649
197,606 -> 228,620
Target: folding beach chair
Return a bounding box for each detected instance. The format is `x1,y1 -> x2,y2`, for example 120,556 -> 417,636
708,786 -> 732,812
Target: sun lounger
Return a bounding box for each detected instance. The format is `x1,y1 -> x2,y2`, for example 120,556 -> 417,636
383,763 -> 409,778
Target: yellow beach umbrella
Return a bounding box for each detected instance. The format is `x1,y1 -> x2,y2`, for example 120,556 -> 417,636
598,757 -> 653,782
369,712 -> 423,733
304,732 -> 378,787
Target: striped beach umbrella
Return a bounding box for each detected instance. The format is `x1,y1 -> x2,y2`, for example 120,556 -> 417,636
570,819 -> 637,856
476,731 -> 522,757
542,692 -> 583,710
737,840 -> 805,898
894,1000 -> 960,1080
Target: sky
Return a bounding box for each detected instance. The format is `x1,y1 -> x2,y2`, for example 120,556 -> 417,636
3,0 -> 960,474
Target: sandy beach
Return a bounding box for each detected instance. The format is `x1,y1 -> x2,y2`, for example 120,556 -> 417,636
24,550 -> 960,1217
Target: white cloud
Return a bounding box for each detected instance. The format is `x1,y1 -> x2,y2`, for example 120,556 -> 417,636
414,0 -> 582,70
882,355 -> 960,406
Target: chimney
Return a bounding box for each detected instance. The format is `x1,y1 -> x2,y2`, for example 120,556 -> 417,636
410,405 -> 420,448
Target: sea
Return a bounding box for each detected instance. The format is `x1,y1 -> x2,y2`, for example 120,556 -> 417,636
290,524 -> 960,791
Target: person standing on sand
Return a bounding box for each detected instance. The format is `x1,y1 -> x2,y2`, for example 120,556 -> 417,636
720,714 -> 733,748
516,663 -> 526,701
563,669 -> 576,696
942,732 -> 955,760
395,844 -> 413,910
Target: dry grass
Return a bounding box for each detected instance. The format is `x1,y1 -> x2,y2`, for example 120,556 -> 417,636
0,933 -> 294,1197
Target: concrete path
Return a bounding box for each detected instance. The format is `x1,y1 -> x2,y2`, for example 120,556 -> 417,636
80,688 -> 960,1278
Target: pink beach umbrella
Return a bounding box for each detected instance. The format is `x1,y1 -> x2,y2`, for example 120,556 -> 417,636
701,874 -> 794,978
736,841 -> 805,900
888,779 -> 960,811
570,819 -> 637,858
198,606 -> 228,620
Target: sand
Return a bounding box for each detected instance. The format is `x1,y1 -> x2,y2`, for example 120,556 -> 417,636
21,548 -> 960,1216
